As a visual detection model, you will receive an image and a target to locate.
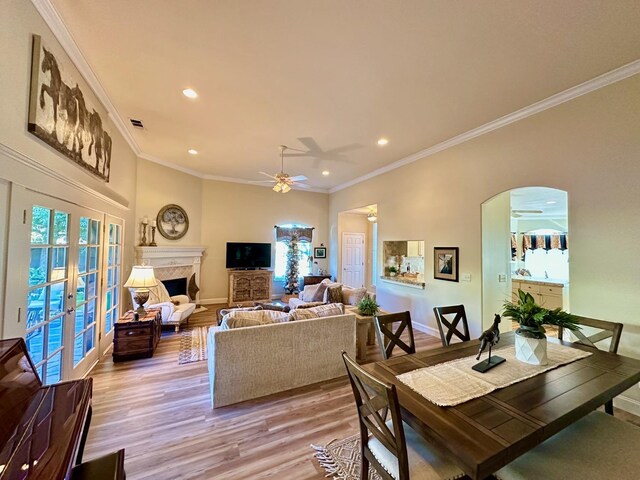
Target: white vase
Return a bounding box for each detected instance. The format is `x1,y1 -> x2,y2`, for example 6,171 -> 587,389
515,328 -> 548,365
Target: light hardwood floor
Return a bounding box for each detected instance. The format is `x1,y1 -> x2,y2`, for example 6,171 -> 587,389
85,308 -> 640,479
85,308 -> 441,479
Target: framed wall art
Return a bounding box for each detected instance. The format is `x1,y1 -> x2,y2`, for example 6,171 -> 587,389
28,35 -> 112,181
156,204 -> 189,240
313,246 -> 327,259
434,247 -> 459,282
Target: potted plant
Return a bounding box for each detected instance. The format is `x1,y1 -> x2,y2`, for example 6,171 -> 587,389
388,266 -> 398,277
502,289 -> 580,365
357,296 -> 380,317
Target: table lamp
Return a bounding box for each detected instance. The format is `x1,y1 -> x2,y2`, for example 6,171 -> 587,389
124,266 -> 158,315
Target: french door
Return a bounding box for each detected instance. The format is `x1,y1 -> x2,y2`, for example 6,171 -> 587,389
6,187 -> 122,383
100,216 -> 124,353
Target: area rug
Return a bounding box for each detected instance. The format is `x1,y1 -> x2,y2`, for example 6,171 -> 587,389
312,434 -> 382,480
178,325 -> 213,364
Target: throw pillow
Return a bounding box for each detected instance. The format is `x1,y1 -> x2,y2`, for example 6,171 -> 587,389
311,282 -> 329,302
302,283 -> 321,302
326,285 -> 343,304
309,302 -> 344,317
289,308 -> 318,321
322,282 -> 343,302
342,287 -> 367,306
295,301 -> 325,309
220,309 -> 289,329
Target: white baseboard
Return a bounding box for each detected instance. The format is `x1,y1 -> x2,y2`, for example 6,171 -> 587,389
412,322 -> 440,339
199,297 -> 227,305
614,394 -> 640,416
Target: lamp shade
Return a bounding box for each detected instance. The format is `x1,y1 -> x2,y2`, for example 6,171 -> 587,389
124,266 -> 158,289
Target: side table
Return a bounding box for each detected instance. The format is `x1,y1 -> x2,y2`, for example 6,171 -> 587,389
113,309 -> 161,362
347,307 -> 389,362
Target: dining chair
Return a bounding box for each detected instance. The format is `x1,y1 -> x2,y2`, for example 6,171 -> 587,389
432,305 -> 471,347
495,411 -> 640,480
374,312 -> 416,360
557,316 -> 623,415
341,352 -> 463,480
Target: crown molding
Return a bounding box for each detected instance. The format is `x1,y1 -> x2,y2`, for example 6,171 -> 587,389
330,58 -> 640,193
0,143 -> 130,209
31,0 -> 141,156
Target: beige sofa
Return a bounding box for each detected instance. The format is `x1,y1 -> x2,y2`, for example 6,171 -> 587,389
207,313 -> 356,408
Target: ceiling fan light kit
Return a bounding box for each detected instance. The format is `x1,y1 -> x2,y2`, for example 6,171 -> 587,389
252,145 -> 311,194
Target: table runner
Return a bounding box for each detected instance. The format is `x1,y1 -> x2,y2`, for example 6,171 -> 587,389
397,343 -> 592,407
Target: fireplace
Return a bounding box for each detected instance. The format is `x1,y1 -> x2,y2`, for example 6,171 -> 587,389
135,246 -> 205,304
161,277 -> 187,297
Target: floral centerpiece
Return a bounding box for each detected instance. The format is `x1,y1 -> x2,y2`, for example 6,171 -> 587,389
502,289 -> 579,365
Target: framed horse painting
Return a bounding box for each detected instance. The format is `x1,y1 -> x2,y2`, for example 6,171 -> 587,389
28,35 -> 112,182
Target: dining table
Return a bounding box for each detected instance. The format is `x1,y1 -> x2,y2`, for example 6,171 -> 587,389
362,331 -> 640,480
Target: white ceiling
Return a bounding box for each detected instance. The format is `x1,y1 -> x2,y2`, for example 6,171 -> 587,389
511,187 -> 567,218
50,0 -> 640,190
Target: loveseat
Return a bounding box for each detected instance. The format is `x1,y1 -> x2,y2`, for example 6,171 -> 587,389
207,310 -> 356,408
289,279 -> 371,309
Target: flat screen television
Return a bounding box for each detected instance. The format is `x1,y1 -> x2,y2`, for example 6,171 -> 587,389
226,242 -> 272,269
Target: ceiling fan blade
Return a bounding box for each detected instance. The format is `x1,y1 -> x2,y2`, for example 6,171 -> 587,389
259,171 -> 278,180
248,180 -> 275,184
289,175 -> 308,182
292,182 -> 312,189
297,137 -> 322,153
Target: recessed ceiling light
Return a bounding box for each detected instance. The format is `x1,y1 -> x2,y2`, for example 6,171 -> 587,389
182,88 -> 198,99
188,149 -> 198,155
377,138 -> 389,146
546,200 -> 557,205
322,170 -> 330,176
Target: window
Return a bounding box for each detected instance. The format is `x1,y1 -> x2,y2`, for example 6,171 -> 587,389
274,225 -> 313,279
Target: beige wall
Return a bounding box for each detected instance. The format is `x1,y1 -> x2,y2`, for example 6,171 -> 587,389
329,75 -> 640,408
200,180 -> 329,301
135,158 -> 202,245
0,0 -> 138,338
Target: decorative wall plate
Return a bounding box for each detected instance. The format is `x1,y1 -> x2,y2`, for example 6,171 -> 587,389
157,204 -> 189,240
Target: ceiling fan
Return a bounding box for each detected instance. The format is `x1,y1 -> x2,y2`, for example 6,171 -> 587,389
249,145 -> 310,193
511,209 -> 543,218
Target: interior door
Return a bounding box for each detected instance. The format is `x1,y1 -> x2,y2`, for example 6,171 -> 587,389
99,216 -> 124,353
342,232 -> 365,288
5,187 -> 104,383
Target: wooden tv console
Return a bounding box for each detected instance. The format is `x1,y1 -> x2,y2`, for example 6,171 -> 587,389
228,269 -> 273,307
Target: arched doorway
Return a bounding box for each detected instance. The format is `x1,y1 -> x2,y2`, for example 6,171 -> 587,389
481,187 -> 569,331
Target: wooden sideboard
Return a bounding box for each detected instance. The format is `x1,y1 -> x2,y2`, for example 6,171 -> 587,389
228,270 -> 273,307
302,274 -> 332,287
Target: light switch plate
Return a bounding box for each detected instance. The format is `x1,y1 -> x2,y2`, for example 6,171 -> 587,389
462,273 -> 471,282
498,274 -> 507,282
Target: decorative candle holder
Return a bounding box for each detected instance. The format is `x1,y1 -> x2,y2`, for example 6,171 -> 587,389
149,226 -> 157,246
140,222 -> 148,246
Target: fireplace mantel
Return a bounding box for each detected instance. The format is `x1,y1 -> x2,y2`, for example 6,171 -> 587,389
134,246 -> 206,302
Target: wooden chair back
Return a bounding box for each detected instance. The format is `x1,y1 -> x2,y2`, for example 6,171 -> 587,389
558,316 -> 623,415
374,312 -> 416,360
433,305 -> 471,347
342,352 -> 409,480
557,316 -> 623,353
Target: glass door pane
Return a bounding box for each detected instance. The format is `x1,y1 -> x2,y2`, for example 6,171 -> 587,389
72,215 -> 101,370
27,205 -> 69,384
100,217 -> 123,353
